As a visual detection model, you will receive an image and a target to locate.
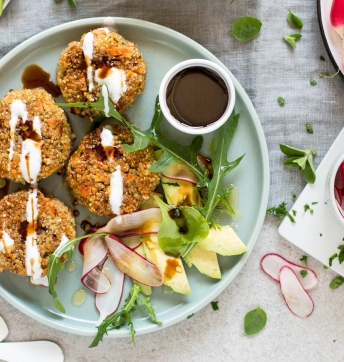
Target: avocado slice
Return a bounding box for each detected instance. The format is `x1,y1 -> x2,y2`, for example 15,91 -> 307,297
141,234 -> 191,295
183,244 -> 221,279
161,176 -> 201,206
197,225 -> 247,256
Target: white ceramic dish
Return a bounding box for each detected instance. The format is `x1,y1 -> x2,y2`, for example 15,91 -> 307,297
317,0 -> 344,81
279,126 -> 344,276
0,17 -> 269,337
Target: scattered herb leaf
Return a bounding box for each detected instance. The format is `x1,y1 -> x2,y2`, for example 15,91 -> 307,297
211,301 -> 219,311
304,204 -> 311,212
292,210 -> 297,216
319,72 -> 330,78
280,144 -> 317,184
300,270 -> 308,278
292,194 -> 297,201
306,123 -> 313,134
311,202 -> 318,205
320,234 -> 323,237
244,306 -> 267,336
230,16 -> 262,42
320,55 -> 326,61
299,256 -> 308,265
277,97 -> 285,106
329,276 -> 344,289
329,253 -> 338,267
284,33 -> 302,49
287,10 -> 303,29
310,78 -> 317,86
266,202 -> 295,223
187,313 -> 194,319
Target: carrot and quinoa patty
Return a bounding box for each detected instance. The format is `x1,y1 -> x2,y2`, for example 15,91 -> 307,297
67,125 -> 160,218
56,28 -> 146,121
0,188 -> 76,278
0,89 -> 73,184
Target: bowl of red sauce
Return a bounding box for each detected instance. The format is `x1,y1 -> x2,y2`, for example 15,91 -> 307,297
159,59 -> 236,135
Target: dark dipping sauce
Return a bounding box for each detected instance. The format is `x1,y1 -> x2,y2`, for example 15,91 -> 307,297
21,64 -> 61,98
166,66 -> 229,127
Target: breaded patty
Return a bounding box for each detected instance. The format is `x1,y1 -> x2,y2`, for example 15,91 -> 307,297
0,188 -> 76,278
0,89 -> 73,184
66,125 -> 160,217
56,28 -> 146,121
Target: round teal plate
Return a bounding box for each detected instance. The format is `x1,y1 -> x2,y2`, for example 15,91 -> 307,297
0,18 -> 269,337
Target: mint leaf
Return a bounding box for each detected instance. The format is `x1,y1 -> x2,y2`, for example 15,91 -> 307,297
329,253 -> 338,267
284,34 -> 302,49
310,78 -> 317,86
306,123 -> 313,134
300,270 -> 308,278
299,256 -> 308,265
287,10 -> 303,29
319,55 -> 326,61
277,97 -> 285,106
211,301 -> 219,311
231,16 -> 262,42
329,276 -> 344,289
244,306 -> 267,336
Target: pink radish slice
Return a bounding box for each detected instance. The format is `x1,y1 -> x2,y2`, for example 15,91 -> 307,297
335,169 -> 344,190
279,266 -> 314,318
340,161 -> 344,184
260,253 -> 318,290
102,208 -> 162,237
81,266 -> 111,294
121,235 -> 142,249
335,199 -> 344,218
78,227 -> 101,255
162,162 -> 199,184
330,0 -> 344,36
81,235 -> 110,293
105,235 -> 164,287
335,186 -> 343,206
95,256 -> 124,326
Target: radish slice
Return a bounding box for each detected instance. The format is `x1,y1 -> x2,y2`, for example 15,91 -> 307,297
78,227 -> 101,256
336,199 -> 344,218
121,235 -> 142,249
162,162 -> 199,184
81,235 -> 110,293
81,266 -> 111,294
279,266 -> 314,317
260,253 -> 318,290
105,235 -> 164,287
95,256 -> 124,326
335,186 -> 342,206
102,208 -> 162,237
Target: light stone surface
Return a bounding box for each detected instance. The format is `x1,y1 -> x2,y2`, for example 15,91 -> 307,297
1,0 -> 344,361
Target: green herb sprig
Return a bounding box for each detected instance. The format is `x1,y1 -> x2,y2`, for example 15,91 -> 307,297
230,16 -> 262,42
48,232 -> 109,313
211,301 -> 219,311
277,97 -> 285,106
266,202 -> 295,223
330,276 -> 344,289
284,34 -> 302,49
287,10 -> 303,29
244,306 -> 267,335
89,284 -> 161,347
280,144 -> 317,184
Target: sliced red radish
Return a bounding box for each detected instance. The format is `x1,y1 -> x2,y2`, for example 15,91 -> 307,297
81,235 -> 110,293
162,162 -> 199,184
105,235 -> 164,287
102,208 -> 162,237
121,235 -> 142,249
335,186 -> 343,206
78,227 -> 102,255
279,266 -> 314,318
336,199 -> 344,218
81,266 -> 111,294
260,253 -> 317,290
95,256 -> 124,326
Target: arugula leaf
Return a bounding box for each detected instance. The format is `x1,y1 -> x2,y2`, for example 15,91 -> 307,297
310,78 -> 317,86
306,123 -> 313,134
244,306 -> 267,336
48,232 -> 109,313
329,276 -> 344,289
230,16 -> 262,42
90,284 -> 161,347
284,34 -> 302,49
287,10 -> 303,29
280,144 -> 317,184
211,301 -> 219,311
300,270 -> 308,278
266,202 -> 295,223
277,97 -> 285,106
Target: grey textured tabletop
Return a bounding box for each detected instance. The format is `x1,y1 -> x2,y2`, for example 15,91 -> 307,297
1,0 -> 344,361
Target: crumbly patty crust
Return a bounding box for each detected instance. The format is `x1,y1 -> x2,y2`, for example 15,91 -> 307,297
66,125 -> 160,217
0,89 -> 73,184
56,28 -> 147,121
0,189 -> 76,277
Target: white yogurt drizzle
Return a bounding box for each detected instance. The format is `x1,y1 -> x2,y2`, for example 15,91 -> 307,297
25,187 -> 43,281
101,85 -> 110,117
95,67 -> 127,104
8,100 -> 28,171
100,128 -> 123,215
82,31 -> 95,92
0,230 -> 14,254
19,115 -> 42,184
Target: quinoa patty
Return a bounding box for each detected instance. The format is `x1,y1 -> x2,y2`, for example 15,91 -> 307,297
0,189 -> 76,277
66,125 -> 160,217
0,89 -> 73,184
56,28 -> 146,121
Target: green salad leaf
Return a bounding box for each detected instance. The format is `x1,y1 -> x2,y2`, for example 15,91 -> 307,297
48,232 -> 109,313
244,306 -> 267,335
230,16 -> 262,42
154,196 -> 209,256
287,10 -> 303,29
